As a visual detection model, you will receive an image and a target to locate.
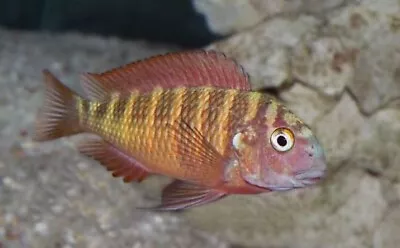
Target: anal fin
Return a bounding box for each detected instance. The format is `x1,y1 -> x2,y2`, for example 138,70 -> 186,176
142,180 -> 226,211
78,137 -> 149,183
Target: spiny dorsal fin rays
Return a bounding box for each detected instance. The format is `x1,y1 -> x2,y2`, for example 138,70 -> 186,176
80,73 -> 110,101
80,50 -> 251,99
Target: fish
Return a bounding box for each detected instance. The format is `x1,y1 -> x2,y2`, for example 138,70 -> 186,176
32,50 -> 327,211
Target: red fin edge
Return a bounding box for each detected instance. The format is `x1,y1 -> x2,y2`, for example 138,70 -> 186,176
78,137 -> 149,183
80,50 -> 251,98
142,180 -> 226,211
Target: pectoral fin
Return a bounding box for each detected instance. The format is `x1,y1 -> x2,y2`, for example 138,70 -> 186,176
143,180 -> 227,211
165,119 -> 227,184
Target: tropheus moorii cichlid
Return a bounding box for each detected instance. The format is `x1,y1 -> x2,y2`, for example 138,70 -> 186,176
33,50 -> 327,211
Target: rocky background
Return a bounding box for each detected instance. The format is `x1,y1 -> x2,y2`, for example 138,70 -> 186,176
1,0 -> 400,247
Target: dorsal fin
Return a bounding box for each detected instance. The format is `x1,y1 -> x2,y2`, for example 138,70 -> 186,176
80,50 -> 251,99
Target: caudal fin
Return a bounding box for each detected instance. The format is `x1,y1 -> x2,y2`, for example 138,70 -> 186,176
33,70 -> 83,141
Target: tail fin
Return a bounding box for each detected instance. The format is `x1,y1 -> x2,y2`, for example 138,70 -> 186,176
33,70 -> 83,141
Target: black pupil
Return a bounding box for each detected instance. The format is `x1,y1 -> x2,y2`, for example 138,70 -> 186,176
277,135 -> 287,147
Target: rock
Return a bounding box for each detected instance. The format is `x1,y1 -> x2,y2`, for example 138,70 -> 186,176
317,173 -> 387,248
193,0 -> 283,35
355,108 -> 400,180
327,1 -> 400,114
279,83 -> 337,126
34,222 -> 49,236
291,30 -> 358,97
193,0 -> 346,36
314,92 -> 366,169
207,15 -> 321,89
373,207 -> 400,248
300,0 -> 346,14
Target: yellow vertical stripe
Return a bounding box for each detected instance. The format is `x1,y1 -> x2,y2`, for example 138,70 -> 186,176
264,100 -> 278,126
168,87 -> 186,163
120,91 -> 139,147
144,87 -> 163,150
76,97 -> 85,126
103,92 -> 120,136
214,89 -> 238,154
169,87 -> 186,125
88,101 -> 101,128
244,92 -> 262,122
195,87 -> 212,134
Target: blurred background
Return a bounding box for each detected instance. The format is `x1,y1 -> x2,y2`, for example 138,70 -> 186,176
0,0 -> 223,47
1,0 -> 400,248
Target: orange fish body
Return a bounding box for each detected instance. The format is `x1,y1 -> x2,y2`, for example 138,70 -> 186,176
33,50 -> 327,210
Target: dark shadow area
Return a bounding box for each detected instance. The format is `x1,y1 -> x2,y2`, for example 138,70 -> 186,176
0,0 -> 224,47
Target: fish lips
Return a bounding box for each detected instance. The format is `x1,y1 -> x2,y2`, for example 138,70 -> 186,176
243,158 -> 327,191
263,168 -> 326,191
294,166 -> 327,187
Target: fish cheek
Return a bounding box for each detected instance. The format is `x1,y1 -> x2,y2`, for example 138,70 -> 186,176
238,145 -> 282,189
232,128 -> 263,184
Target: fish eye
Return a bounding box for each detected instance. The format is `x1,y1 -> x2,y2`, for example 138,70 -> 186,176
270,128 -> 294,152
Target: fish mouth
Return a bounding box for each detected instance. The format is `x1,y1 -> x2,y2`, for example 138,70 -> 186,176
295,169 -> 325,180
294,168 -> 326,186
264,174 -> 324,191
259,168 -> 326,191
243,162 -> 327,192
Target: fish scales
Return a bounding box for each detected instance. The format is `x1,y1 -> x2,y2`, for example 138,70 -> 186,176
195,87 -> 212,135
245,93 -> 263,123
78,86 -> 263,183
143,87 -> 163,151
153,87 -> 174,151
212,89 -> 238,154
120,91 -> 139,148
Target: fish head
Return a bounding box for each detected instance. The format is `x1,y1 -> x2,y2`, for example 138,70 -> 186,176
232,100 -> 327,191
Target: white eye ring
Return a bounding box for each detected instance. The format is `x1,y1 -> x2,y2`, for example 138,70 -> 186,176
270,128 -> 294,152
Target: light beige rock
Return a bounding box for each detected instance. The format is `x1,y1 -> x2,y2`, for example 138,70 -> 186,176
328,2 -> 400,114
279,83 -> 337,126
207,15 -> 321,89
314,93 -> 366,169
373,207 -> 400,248
358,0 -> 400,14
193,0 -> 345,35
301,0 -> 346,13
291,31 -> 358,97
192,0 -> 286,35
356,109 -> 400,180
